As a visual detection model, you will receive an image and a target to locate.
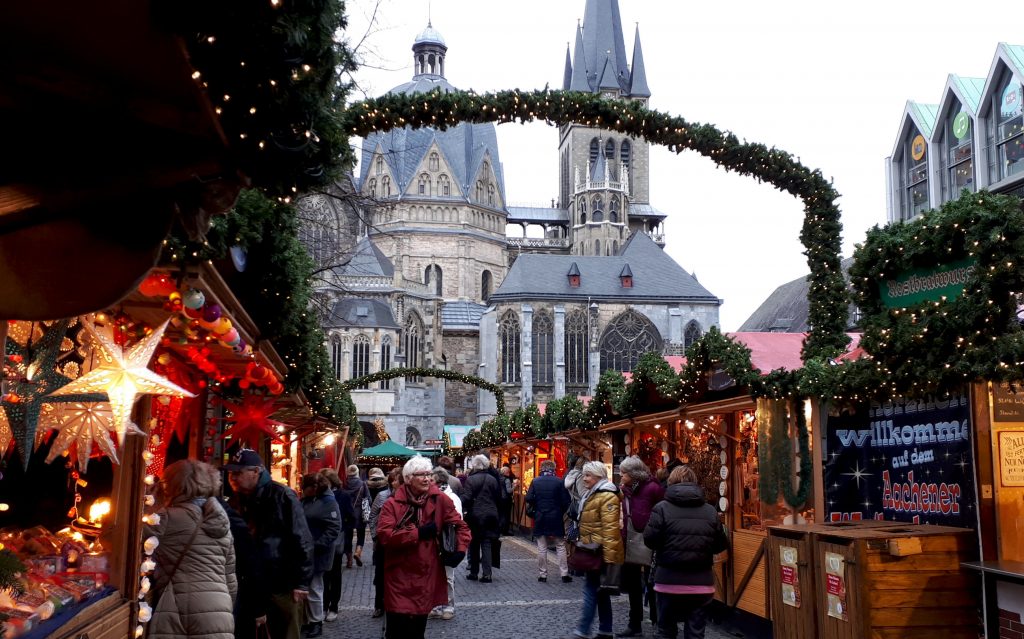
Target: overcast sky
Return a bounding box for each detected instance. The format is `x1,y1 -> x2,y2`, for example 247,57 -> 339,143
343,0 -> 1017,330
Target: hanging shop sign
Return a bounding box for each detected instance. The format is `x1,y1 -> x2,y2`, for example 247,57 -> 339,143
824,392 -> 976,527
878,258 -> 975,308
992,382 -> 1024,422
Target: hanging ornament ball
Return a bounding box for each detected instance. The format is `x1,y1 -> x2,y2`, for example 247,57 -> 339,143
231,339 -> 246,354
203,304 -> 223,323
139,273 -> 177,298
182,289 -> 206,310
183,306 -> 203,320
211,317 -> 232,335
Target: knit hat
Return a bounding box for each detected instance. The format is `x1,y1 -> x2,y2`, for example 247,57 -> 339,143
347,464 -> 359,477
368,467 -> 385,480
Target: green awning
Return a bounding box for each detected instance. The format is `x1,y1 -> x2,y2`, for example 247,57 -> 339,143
358,440 -> 420,458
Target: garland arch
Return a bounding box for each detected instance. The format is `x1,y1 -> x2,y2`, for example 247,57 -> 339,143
339,367 -> 506,416
342,89 -> 850,361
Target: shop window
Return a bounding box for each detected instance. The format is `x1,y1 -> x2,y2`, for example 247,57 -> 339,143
351,335 -> 370,389
404,314 -> 423,382
532,311 -> 554,385
331,335 -> 342,380
992,71 -> 1024,182
684,320 -> 702,349
565,310 -> 589,386
898,123 -> 929,220
380,335 -> 392,389
599,310 -> 661,373
499,310 -> 521,384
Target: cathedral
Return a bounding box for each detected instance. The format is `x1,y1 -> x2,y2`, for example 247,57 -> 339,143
304,0 -> 722,447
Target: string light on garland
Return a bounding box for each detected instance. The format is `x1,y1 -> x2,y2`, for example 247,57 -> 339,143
341,367 -> 506,416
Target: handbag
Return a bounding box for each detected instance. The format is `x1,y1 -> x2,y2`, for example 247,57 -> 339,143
567,542 -> 603,572
623,499 -> 653,566
600,562 -> 622,594
433,495 -> 464,568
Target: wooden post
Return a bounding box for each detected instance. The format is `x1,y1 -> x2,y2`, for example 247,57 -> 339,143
812,400 -> 825,523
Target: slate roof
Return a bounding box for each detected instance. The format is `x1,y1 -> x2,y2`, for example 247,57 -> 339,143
333,236 -> 394,278
491,231 -> 718,303
441,301 -> 488,331
564,0 -> 649,97
326,298 -> 399,329
507,206 -> 569,223
629,203 -> 667,219
738,257 -> 856,333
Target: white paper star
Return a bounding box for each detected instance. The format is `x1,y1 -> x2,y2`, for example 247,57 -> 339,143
48,320 -> 194,445
42,402 -> 118,468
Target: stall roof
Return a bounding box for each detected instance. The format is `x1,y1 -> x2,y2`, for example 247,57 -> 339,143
360,440 -> 419,458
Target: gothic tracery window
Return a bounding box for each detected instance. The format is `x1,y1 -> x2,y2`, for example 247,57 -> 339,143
565,310 -> 589,386
589,138 -> 600,165
439,174 -> 451,196
605,138 -> 615,160
684,321 -> 702,350
382,176 -> 391,197
599,310 -> 662,373
487,184 -> 495,207
481,270 -> 492,303
351,335 -> 371,389
429,152 -> 440,172
380,335 -> 392,389
404,313 -> 424,382
330,335 -> 342,380
499,310 -> 521,384
532,311 -> 553,385
592,196 -> 603,222
418,173 -> 430,195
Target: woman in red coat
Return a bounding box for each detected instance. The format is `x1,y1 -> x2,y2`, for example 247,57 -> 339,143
376,456 -> 471,639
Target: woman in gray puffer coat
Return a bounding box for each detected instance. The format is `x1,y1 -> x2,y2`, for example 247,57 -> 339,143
147,459 -> 237,639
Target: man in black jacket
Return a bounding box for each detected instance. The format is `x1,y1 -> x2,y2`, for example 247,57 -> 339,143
227,449 -> 315,639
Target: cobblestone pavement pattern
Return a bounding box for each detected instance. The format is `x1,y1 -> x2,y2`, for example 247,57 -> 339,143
325,534 -> 748,639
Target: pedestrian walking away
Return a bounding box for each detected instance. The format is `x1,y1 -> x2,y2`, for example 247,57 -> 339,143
643,465 -> 728,639
376,456 -> 471,639
342,464 -> 370,568
429,466 -> 463,621
460,454 -> 501,583
617,455 -> 665,637
300,473 -> 342,637
147,459 -> 237,639
318,468 -> 355,623
526,459 -> 572,583
571,461 -> 624,639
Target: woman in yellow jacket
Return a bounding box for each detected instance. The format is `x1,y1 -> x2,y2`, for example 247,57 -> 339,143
572,461 -> 624,639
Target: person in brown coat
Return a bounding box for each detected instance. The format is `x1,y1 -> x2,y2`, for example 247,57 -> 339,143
147,459 -> 237,639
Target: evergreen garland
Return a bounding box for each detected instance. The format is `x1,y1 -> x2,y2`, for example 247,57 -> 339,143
618,351 -> 681,415
340,367 -> 505,417
781,398 -> 813,508
756,398 -> 813,509
342,88 -> 849,361
586,370 -> 627,430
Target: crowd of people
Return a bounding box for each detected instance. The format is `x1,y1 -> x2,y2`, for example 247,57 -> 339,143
142,449 -> 725,639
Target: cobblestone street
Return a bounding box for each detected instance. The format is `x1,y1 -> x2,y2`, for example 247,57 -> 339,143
325,534 -> 769,639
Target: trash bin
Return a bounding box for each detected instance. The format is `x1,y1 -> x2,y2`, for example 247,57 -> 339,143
812,524 -> 978,639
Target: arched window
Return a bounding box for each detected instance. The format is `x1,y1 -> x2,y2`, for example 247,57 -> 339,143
612,240 -> 618,254
620,140 -> 631,169
594,239 -> 601,255
684,321 -> 702,350
330,335 -> 342,380
429,152 -> 440,172
476,181 -> 484,202
376,156 -> 383,174
481,270 -> 492,303
380,335 -> 392,389
605,138 -> 615,160
592,196 -> 603,222
418,173 -> 430,195
487,184 -> 495,206
579,198 -> 587,225
404,313 -> 423,382
499,310 -> 521,384
424,264 -> 443,296
382,176 -> 391,197
589,138 -> 600,165
599,310 -> 662,373
609,197 -> 619,223
532,311 -> 554,385
439,174 -> 451,196
351,335 -> 371,389
368,178 -> 377,197
565,310 -> 589,386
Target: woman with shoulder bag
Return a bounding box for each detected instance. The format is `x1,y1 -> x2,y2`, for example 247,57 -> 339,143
643,465 -> 728,639
617,456 -> 665,637
569,461 -> 623,639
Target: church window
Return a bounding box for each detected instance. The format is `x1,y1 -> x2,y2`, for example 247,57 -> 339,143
532,311 -> 554,385
594,239 -> 601,255
376,156 -> 383,174
609,197 -> 619,223
476,181 -> 484,202
382,176 -> 391,197
612,240 -> 618,254
565,310 -> 589,386
404,314 -> 424,382
487,184 -> 495,206
368,178 -> 377,197
599,310 -> 662,373
481,270 -> 492,303
605,138 -> 615,160
380,335 -> 392,389
684,321 -> 702,350
330,335 -> 343,380
589,138 -> 600,165
351,335 -> 371,389
499,310 -> 521,384
592,196 -> 603,222
579,198 -> 587,225
620,140 -> 631,169
439,174 -> 450,196
429,152 -> 440,171
424,264 -> 442,296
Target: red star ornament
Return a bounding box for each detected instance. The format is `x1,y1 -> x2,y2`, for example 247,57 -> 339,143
220,395 -> 285,448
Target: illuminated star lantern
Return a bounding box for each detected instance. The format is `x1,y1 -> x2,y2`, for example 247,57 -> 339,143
49,320 -> 194,445
220,394 -> 285,448
2,320 -> 99,467
42,402 -> 118,468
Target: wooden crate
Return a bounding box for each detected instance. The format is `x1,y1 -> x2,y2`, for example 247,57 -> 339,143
813,524 -> 979,639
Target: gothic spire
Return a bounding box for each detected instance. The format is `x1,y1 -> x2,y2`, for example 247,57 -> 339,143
569,22 -> 590,92
563,43 -> 573,91
629,25 -> 651,97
